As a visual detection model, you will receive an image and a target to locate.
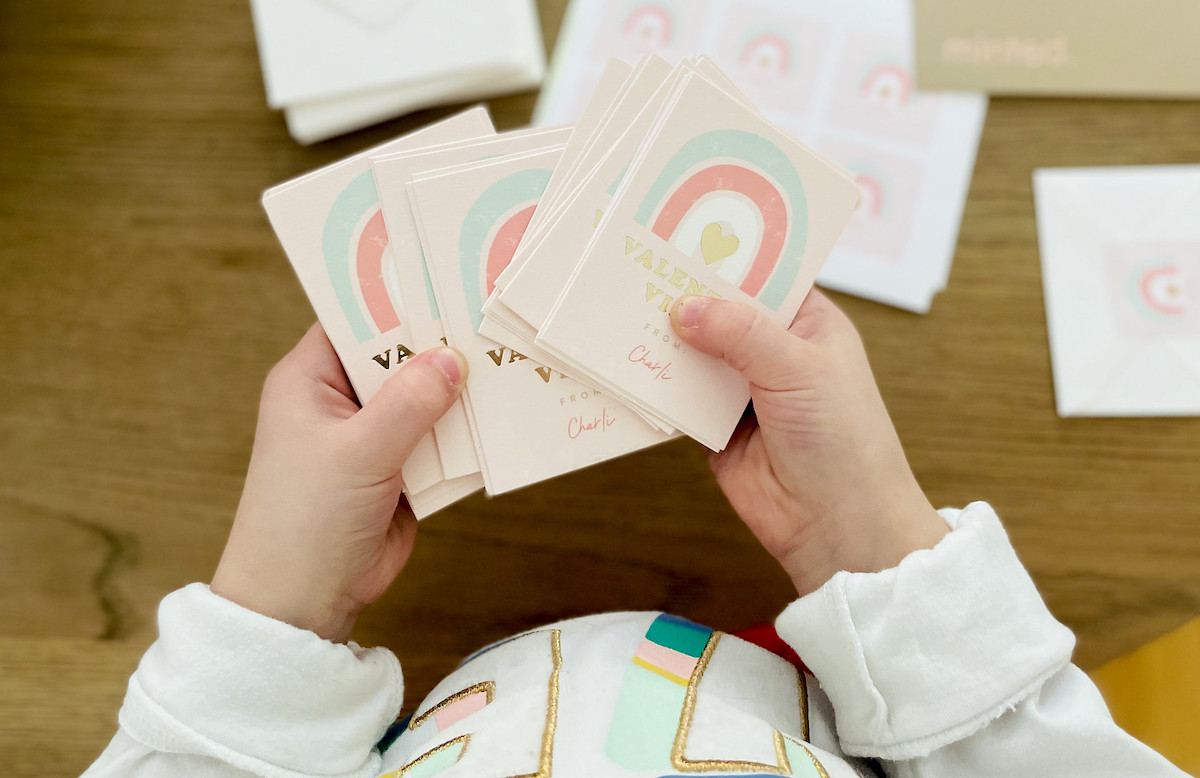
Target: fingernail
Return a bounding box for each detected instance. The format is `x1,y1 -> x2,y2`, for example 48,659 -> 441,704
675,296 -> 711,329
430,347 -> 468,387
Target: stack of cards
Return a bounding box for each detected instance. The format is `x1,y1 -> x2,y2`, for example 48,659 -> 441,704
263,107 -> 496,518
249,0 -> 545,144
265,56 -> 859,518
483,57 -> 861,450
534,0 -> 987,313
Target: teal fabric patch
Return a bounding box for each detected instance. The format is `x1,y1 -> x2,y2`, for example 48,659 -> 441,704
783,737 -> 826,778
604,665 -> 688,771
645,614 -> 711,658
375,712 -> 411,755
406,738 -> 467,778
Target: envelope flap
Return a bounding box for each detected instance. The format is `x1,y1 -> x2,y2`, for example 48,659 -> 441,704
315,0 -> 416,28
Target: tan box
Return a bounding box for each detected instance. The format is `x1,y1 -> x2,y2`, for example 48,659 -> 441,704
913,0 -> 1200,98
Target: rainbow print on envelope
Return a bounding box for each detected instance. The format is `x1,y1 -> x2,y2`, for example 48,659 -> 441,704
632,129 -> 808,311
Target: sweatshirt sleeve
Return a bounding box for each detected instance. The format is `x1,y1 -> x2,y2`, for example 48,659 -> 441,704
82,583 -> 404,778
775,502 -> 1187,778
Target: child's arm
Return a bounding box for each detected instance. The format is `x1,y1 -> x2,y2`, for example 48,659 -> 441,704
668,293 -> 1186,777
84,324 -> 469,778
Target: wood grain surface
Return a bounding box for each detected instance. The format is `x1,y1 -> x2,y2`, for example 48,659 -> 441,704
0,1 -> 1197,775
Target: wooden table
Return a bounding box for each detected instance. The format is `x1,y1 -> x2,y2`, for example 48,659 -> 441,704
1,2 -> 1197,775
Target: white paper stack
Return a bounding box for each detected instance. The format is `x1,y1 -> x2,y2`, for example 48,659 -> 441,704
250,0 -> 546,144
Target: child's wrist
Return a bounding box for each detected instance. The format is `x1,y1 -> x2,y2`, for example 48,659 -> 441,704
780,494 -> 949,596
210,568 -> 360,643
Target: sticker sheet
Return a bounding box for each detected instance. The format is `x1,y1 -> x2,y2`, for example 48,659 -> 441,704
535,0 -> 987,312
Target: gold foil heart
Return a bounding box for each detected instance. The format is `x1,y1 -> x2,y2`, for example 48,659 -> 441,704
701,222 -> 739,265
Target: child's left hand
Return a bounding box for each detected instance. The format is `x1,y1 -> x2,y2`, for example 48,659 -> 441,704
211,323 -> 468,643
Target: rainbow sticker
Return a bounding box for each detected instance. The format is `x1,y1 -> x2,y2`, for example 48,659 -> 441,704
459,168 -> 552,329
622,2 -> 675,47
740,29 -> 794,76
847,164 -> 887,220
1130,263 -> 1190,320
633,129 -> 808,311
860,59 -> 913,108
322,170 -> 406,343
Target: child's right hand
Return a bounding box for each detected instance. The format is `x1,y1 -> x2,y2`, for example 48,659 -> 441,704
670,291 -> 949,596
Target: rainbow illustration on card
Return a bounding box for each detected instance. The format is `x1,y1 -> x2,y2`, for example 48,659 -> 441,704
739,27 -> 794,76
323,170 -> 407,343
860,57 -> 914,108
460,168 -> 553,329
633,129 -> 808,310
621,2 -> 676,48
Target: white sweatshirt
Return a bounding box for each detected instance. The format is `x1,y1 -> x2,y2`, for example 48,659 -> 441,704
83,503 -> 1186,778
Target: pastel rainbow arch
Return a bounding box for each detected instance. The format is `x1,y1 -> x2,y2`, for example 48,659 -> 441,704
860,60 -> 913,107
740,30 -> 794,75
459,168 -> 552,330
633,129 -> 808,310
322,170 -> 404,343
846,164 -> 887,219
622,2 -> 675,47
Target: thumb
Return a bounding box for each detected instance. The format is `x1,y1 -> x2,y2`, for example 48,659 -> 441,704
670,296 -> 813,392
348,346 -> 468,474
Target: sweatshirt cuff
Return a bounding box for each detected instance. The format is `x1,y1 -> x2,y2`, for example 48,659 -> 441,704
775,502 -> 1075,761
118,583 -> 402,778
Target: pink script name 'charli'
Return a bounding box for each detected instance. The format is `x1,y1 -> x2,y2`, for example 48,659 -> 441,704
628,345 -> 674,381
567,408 -> 617,439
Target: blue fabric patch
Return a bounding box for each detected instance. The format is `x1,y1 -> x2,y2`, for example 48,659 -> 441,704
375,712 -> 411,755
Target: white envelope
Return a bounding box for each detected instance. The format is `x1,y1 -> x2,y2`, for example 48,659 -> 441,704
250,0 -> 545,109
284,67 -> 541,145
279,0 -> 546,144
1034,166 -> 1200,417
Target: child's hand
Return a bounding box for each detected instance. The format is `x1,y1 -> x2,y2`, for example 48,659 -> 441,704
210,324 -> 467,642
670,292 -> 949,596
